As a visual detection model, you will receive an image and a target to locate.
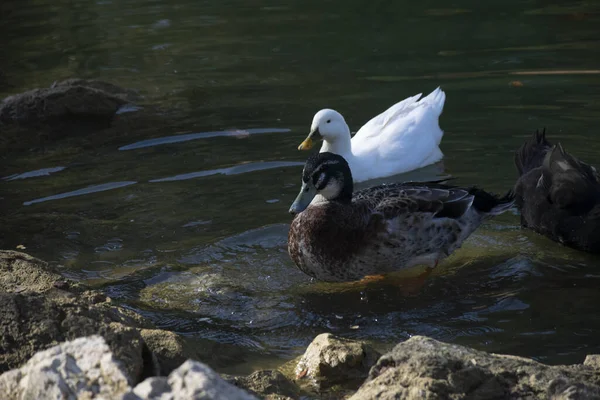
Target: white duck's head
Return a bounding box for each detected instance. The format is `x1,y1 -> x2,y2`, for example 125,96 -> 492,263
298,109 -> 351,151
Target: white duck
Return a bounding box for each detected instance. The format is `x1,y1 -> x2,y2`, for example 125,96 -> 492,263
298,87 -> 446,183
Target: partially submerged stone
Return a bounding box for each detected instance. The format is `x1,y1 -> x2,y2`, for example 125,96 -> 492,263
0,79 -> 131,124
227,369 -> 300,399
295,333 -> 381,389
350,336 -> 600,400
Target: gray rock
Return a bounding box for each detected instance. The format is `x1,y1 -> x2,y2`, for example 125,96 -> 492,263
0,250 -> 206,381
548,377 -> 600,400
0,290 -> 148,381
294,333 -> 381,389
132,376 -> 171,398
125,360 -> 259,400
350,336 -> 600,400
0,336 -> 131,400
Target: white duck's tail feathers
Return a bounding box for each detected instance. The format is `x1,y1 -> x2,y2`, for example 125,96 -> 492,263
420,87 -> 446,117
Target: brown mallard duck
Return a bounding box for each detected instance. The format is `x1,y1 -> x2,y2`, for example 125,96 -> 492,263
288,152 -> 514,282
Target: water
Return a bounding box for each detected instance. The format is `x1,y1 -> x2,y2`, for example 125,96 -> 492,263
2,0 -> 600,374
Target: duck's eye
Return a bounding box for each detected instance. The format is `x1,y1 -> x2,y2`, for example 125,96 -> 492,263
326,119 -> 331,123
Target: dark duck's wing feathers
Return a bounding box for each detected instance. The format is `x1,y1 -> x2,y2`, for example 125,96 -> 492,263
542,143 -> 600,211
353,182 -> 512,220
514,129 -> 600,252
515,128 -> 552,175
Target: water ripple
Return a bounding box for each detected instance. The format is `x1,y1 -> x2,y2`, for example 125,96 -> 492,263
118,128 -> 291,151
3,166 -> 66,181
23,181 -> 137,206
149,161 -> 302,182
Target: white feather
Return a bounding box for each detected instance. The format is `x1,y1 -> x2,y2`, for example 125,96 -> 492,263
313,87 -> 446,183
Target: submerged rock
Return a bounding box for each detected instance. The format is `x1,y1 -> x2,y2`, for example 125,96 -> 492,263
295,333 -> 381,389
0,79 -> 132,124
350,336 -> 600,400
0,79 -> 150,154
0,336 -> 131,400
227,369 -> 300,399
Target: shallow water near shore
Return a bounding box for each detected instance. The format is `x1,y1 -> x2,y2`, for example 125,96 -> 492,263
2,0 -> 600,375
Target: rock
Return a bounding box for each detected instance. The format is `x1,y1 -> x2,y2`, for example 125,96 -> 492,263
0,290 -> 148,381
0,250 -> 172,382
127,360 -> 259,400
0,79 -> 147,153
227,370 -> 300,399
583,354 -> 600,370
0,336 -> 131,400
0,79 -> 129,124
350,336 -> 600,400
53,78 -> 139,102
0,250 -> 250,386
140,329 -> 194,376
0,250 -> 75,293
294,333 -> 380,389
547,377 -> 600,400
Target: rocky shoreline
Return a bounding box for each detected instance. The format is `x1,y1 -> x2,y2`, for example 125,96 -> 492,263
1,250 -> 600,399
2,80 -> 600,398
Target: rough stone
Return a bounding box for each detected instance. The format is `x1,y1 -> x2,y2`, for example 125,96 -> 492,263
0,290 -> 147,381
0,250 -> 188,382
125,360 -> 259,400
0,80 -> 128,124
140,329 -> 194,376
350,336 -> 600,400
294,333 -> 381,389
0,250 -> 74,293
227,370 -> 300,399
0,336 -> 131,400
583,354 -> 600,370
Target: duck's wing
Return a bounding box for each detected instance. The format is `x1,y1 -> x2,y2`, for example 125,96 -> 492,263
354,183 -> 474,220
515,128 -> 553,176
350,88 -> 446,178
352,92 -> 423,142
541,143 -> 600,211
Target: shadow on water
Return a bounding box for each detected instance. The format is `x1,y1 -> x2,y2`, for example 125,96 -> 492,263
2,0 -> 600,374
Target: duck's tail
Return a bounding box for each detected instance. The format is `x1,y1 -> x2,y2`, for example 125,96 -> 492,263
420,86 -> 446,117
515,128 -> 552,176
469,187 -> 515,216
419,87 -> 446,147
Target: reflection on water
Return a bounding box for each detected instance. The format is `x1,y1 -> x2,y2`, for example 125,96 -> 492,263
3,166 -> 66,181
119,128 -> 291,151
2,0 -> 600,375
150,161 -> 303,183
23,181 -> 138,206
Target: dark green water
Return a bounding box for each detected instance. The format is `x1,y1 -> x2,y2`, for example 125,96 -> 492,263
2,0 -> 600,374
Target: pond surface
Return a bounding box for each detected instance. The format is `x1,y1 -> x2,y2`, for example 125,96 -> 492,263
2,0 -> 600,374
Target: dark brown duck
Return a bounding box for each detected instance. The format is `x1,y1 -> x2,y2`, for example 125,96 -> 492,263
514,129 -> 600,252
288,152 -> 515,282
